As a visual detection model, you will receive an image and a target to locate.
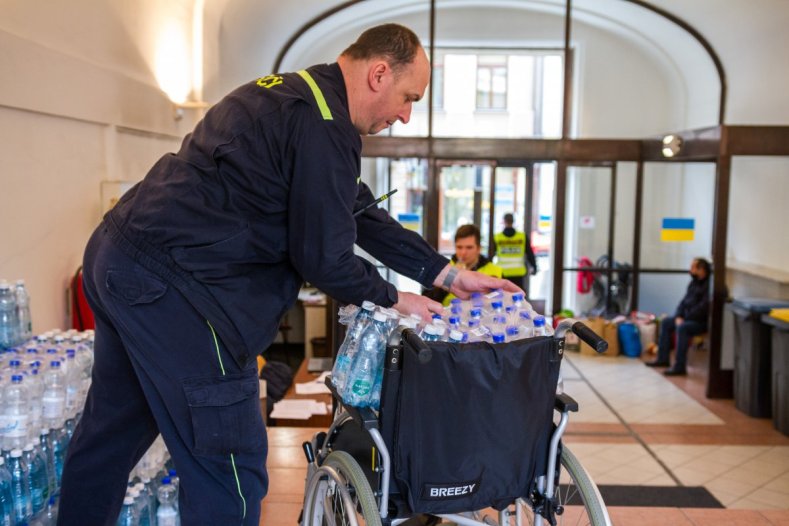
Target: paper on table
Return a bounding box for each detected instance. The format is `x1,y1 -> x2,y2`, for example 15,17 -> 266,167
270,399 -> 328,420
295,371 -> 332,395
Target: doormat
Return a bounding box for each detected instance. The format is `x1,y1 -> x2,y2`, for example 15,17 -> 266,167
561,485 -> 723,508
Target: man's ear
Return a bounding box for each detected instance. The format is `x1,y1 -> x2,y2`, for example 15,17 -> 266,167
368,61 -> 389,92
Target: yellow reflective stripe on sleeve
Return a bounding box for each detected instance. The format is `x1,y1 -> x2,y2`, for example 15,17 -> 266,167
297,70 -> 333,121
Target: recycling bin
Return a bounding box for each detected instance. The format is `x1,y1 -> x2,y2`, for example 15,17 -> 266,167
729,298 -> 789,418
762,311 -> 789,435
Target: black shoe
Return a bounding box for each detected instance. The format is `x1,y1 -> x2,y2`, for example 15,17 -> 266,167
664,368 -> 687,376
645,360 -> 670,367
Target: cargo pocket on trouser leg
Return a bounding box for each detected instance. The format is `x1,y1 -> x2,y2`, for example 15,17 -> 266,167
182,367 -> 266,456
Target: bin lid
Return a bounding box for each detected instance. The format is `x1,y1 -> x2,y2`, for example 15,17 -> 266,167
762,313 -> 789,331
731,297 -> 789,314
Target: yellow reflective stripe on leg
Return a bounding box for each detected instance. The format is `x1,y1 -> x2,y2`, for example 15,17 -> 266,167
206,320 -> 226,376
231,453 -> 247,519
297,70 -> 333,120
206,320 -> 246,518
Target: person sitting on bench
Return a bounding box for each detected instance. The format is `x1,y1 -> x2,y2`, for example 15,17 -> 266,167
646,258 -> 711,376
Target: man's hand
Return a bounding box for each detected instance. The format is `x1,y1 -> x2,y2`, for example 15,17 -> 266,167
433,264 -> 523,300
675,316 -> 684,327
392,291 -> 444,322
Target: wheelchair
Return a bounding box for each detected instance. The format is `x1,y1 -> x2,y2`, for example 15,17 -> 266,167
300,318 -> 612,526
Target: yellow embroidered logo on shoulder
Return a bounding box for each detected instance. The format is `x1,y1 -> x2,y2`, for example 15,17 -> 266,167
256,75 -> 283,88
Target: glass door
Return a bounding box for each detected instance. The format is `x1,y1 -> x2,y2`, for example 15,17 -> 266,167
491,163 -> 556,312
436,162 -> 494,257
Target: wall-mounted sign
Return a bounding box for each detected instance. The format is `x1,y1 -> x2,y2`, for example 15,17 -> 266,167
661,217 -> 695,242
398,213 -> 421,233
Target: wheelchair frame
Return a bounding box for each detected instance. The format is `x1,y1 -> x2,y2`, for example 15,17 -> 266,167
300,319 -> 612,526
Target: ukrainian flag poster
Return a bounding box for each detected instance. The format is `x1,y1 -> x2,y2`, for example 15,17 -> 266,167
661,217 -> 695,242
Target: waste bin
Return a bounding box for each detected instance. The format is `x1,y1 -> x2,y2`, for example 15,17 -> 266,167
729,298 -> 789,418
762,310 -> 789,435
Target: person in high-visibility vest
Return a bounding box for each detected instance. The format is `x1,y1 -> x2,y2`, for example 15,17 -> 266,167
424,224 -> 502,305
493,213 -> 537,292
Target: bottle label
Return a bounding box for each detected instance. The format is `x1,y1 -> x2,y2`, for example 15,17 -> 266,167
351,378 -> 372,397
42,396 -> 65,418
1,414 -> 28,438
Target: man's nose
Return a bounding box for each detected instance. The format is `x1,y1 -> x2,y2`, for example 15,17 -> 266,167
398,103 -> 413,124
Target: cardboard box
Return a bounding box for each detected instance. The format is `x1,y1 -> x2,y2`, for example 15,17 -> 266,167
578,317 -> 620,357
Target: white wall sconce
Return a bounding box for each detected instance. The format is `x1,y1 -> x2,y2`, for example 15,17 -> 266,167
173,100 -> 210,121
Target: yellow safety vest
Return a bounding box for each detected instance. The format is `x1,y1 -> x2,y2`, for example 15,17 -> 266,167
494,231 -> 527,278
442,260 -> 503,306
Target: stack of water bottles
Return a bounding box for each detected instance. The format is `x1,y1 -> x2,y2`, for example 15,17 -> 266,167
331,291 -> 552,410
0,325 -> 95,525
117,436 -> 181,526
0,279 -> 33,351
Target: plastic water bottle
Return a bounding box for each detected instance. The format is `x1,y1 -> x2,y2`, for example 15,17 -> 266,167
0,282 -> 19,349
447,330 -> 465,344
156,477 -> 180,526
518,311 -> 534,338
342,311 -> 387,408
42,361 -> 66,432
14,280 -> 32,345
40,495 -> 58,526
50,428 -> 68,488
419,324 -> 442,342
117,495 -> 139,526
331,301 -> 375,392
533,316 -> 547,336
8,449 -> 32,525
167,469 -> 179,510
138,478 -> 156,526
0,457 -> 14,526
39,429 -> 56,498
487,315 -> 507,344
2,375 -> 30,453
23,442 -> 47,514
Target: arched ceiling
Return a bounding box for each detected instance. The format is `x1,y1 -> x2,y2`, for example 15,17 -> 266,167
208,0 -> 789,126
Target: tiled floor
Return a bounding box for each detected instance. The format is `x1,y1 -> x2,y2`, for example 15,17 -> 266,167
260,348 -> 789,525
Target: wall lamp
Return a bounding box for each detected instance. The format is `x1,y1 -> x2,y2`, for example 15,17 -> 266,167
661,134 -> 683,158
174,100 -> 210,121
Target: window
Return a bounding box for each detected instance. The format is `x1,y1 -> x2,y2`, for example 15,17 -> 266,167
432,64 -> 444,110
476,55 -> 507,110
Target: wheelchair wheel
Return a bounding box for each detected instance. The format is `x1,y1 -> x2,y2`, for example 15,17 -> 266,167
302,451 -> 382,526
520,445 -> 610,526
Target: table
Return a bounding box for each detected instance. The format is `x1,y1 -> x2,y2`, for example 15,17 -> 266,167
267,360 -> 334,428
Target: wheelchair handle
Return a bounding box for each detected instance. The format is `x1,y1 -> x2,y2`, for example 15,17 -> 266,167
555,318 -> 608,353
402,328 -> 432,363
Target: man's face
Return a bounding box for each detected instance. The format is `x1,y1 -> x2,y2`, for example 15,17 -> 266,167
365,49 -> 430,135
690,260 -> 706,279
455,236 -> 481,269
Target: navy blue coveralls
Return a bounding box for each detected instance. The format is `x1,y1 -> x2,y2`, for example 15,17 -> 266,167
58,63 -> 448,525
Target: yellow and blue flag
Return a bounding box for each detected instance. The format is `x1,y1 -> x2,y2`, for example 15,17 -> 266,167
661,217 -> 695,242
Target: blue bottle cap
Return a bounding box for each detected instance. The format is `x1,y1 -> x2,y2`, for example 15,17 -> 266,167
50,361 -> 61,367
448,316 -> 460,325
506,326 -> 520,336
470,308 -> 482,318
11,375 -> 23,383
162,476 -> 171,485
493,315 -> 507,325
491,301 -> 503,309
534,316 -> 546,327
492,333 -> 506,344
512,293 -> 524,302
26,348 -> 38,353
519,311 -> 532,320
432,314 -> 442,320
450,298 -> 462,305
8,360 -> 20,367
169,469 -> 177,477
